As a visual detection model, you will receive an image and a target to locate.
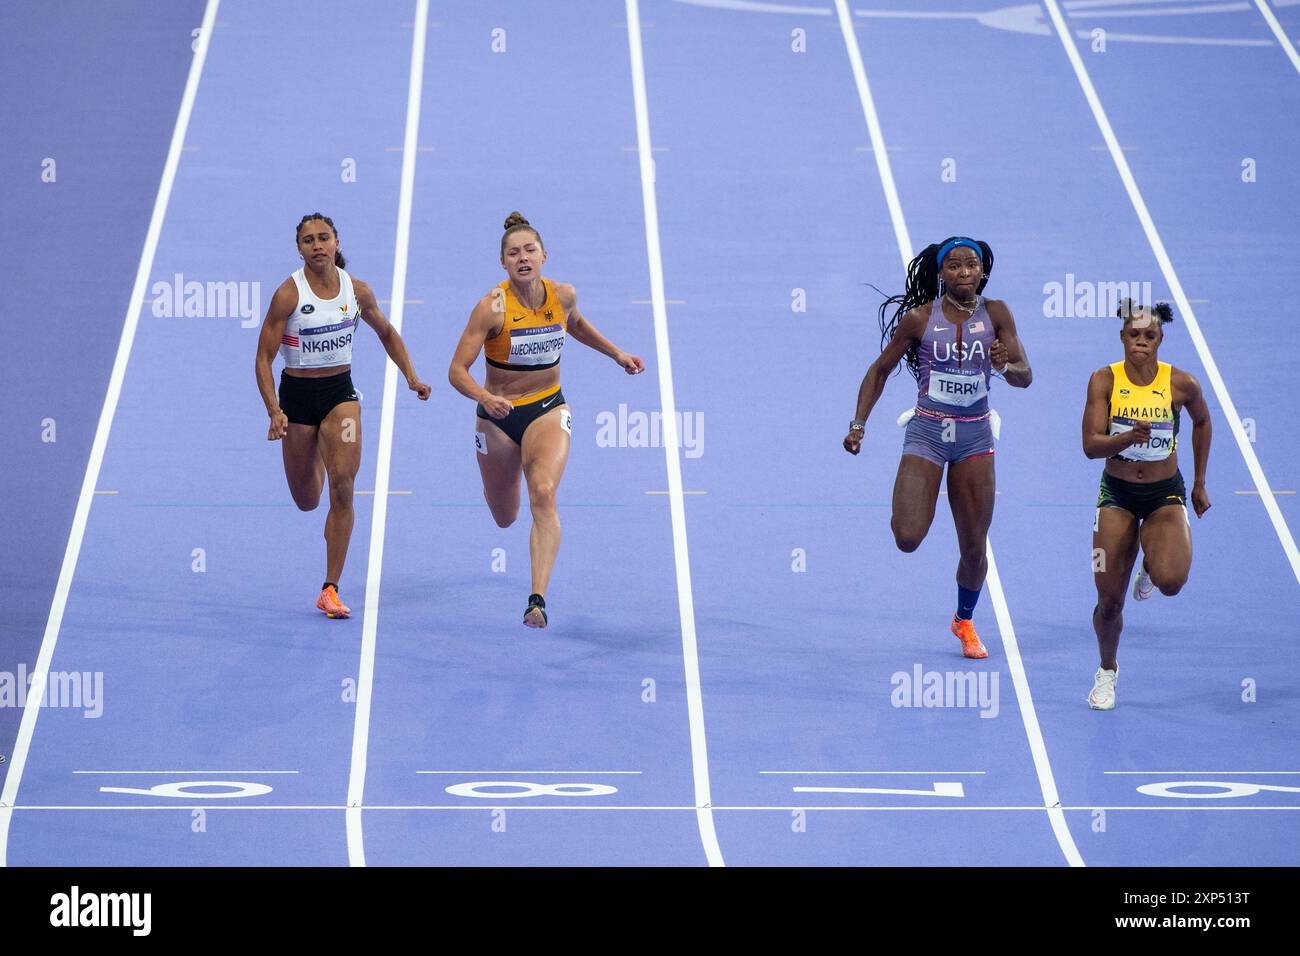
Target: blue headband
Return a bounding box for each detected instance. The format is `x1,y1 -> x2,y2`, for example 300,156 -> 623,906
935,238 -> 983,268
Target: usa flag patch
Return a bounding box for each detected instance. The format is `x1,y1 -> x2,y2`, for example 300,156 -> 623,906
968,320 -> 985,333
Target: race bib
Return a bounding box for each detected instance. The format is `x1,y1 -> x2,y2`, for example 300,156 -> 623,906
507,323 -> 565,367
1110,417 -> 1175,462
927,369 -> 987,408
296,318 -> 355,367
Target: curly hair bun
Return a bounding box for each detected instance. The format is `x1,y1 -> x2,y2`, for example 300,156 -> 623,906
503,211 -> 530,230
1117,298 -> 1175,326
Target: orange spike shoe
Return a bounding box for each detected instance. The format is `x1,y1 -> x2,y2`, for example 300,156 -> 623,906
951,615 -> 988,659
316,584 -> 351,619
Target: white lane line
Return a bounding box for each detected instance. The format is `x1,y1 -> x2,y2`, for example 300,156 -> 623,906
834,9 -> 913,262
0,0 -> 223,867
1044,0 -> 1300,587
796,783 -> 965,796
73,770 -> 299,775
1069,2 -> 1256,18
833,0 -> 1085,869
1104,770 -> 1300,775
416,770 -> 643,775
673,0 -> 831,14
761,770 -> 986,775
625,0 -> 724,869
12,804 -> 1300,811
345,0 -> 428,869
984,547 -> 1083,864
1254,0 -> 1300,71
1074,31 -> 1271,47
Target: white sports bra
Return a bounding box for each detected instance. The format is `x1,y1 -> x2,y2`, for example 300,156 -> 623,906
280,267 -> 359,369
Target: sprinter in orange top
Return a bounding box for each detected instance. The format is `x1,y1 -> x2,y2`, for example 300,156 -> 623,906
449,212 -> 645,628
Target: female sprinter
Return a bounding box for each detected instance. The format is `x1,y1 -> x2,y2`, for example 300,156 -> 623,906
843,237 -> 1031,659
256,212 -> 430,618
1081,300 -> 1211,709
449,212 -> 645,628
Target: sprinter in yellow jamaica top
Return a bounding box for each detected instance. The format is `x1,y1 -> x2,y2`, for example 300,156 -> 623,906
448,212 -> 645,629
1081,299 -> 1213,710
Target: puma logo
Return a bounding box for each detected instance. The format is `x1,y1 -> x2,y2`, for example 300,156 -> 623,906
1152,388 -> 1165,397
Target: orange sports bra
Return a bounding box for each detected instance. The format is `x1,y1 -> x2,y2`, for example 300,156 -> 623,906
484,278 -> 568,371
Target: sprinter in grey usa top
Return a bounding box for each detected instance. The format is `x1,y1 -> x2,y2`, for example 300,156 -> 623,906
844,237 -> 1032,659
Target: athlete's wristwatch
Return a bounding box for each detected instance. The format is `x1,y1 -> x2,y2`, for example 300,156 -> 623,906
849,420 -> 865,432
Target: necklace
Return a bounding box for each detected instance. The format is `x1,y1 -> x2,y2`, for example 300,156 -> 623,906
944,292 -> 980,315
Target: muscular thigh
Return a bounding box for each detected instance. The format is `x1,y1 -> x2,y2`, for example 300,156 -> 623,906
1139,502 -> 1192,577
476,416 -> 523,489
317,401 -> 362,478
521,405 -> 571,489
946,452 -> 995,547
892,454 -> 943,526
282,424 -> 322,481
1093,505 -> 1139,599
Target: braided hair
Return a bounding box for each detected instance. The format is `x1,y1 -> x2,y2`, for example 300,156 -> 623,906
877,236 -> 994,383
295,212 -> 346,268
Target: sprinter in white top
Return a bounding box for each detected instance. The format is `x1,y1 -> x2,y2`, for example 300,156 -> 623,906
256,213 -> 430,619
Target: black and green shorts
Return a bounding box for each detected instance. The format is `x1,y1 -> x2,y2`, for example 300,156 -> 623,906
1097,470 -> 1186,521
